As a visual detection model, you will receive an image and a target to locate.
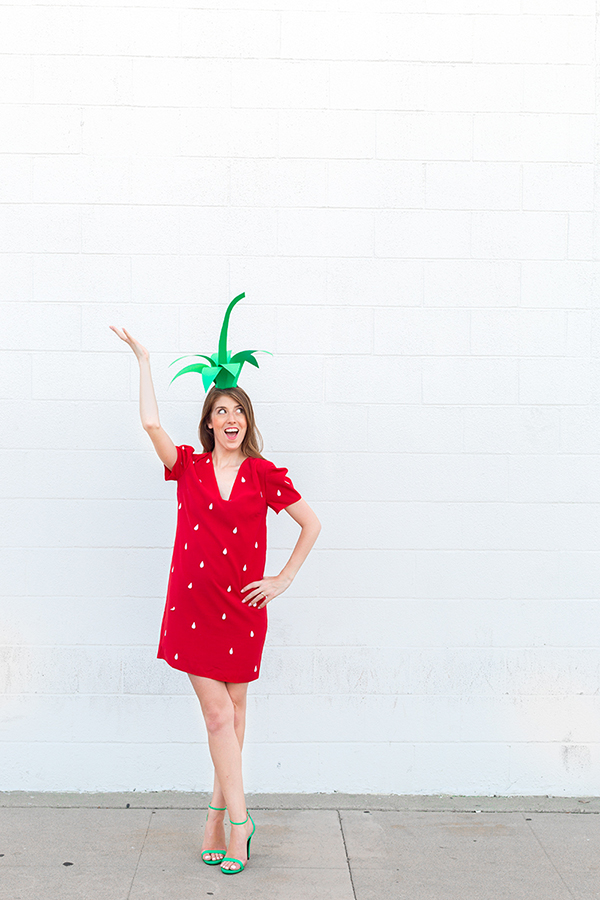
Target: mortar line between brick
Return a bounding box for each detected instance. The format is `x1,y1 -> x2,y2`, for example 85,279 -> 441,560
337,808 -> 358,900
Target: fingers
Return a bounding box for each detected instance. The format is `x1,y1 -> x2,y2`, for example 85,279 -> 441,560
242,586 -> 270,607
240,582 -> 261,603
241,579 -> 280,608
109,325 -> 135,347
254,592 -> 269,609
241,582 -> 259,593
109,325 -> 136,344
109,325 -> 127,341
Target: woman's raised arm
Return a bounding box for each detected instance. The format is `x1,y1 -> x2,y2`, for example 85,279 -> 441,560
109,326 -> 177,471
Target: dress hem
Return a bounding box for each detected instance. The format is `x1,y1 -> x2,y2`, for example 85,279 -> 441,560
157,652 -> 260,684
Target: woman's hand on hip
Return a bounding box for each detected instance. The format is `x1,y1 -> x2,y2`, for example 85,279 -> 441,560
241,574 -> 292,609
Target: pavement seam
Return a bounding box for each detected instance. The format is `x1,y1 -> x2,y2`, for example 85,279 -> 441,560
337,809 -> 358,900
125,808 -> 153,900
4,804 -> 598,814
521,813 -> 577,900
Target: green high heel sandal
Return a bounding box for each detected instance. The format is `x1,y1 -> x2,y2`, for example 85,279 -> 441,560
201,804 -> 227,866
220,812 -> 255,874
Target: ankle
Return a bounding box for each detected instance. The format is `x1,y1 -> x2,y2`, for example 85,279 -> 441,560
207,804 -> 226,817
229,814 -> 248,827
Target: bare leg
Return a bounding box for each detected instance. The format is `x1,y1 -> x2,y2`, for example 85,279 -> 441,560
188,675 -> 253,869
207,680 -> 248,809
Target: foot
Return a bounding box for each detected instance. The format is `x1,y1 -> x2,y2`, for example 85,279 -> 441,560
201,807 -> 227,863
220,817 -> 253,872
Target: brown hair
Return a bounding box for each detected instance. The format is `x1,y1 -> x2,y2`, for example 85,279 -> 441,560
198,386 -> 264,458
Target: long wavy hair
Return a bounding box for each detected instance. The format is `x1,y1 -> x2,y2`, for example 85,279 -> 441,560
198,386 -> 264,458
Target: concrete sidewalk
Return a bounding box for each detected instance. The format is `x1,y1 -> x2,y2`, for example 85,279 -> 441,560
1,793 -> 599,900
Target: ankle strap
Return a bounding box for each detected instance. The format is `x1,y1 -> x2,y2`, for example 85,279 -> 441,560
208,804 -> 227,811
229,813 -> 249,825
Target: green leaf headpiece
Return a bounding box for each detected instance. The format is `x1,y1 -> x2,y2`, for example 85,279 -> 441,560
169,292 -> 271,392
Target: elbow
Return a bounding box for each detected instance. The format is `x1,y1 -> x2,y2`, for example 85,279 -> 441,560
143,421 -> 161,433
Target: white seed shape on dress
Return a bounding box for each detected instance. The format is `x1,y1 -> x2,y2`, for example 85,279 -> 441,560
254,666 -> 257,673
227,585 -> 231,592
178,503 -> 181,509
171,567 -> 174,573
170,606 -> 175,611
206,458 -> 210,464
200,561 -> 204,568
222,613 -> 226,620
229,647 -> 233,655
255,542 -> 258,549
233,527 -> 237,534
184,543 -> 188,550
164,630 -> 167,636
241,477 -> 245,483
223,548 -> 227,555
250,631 -> 254,638
277,490 -> 281,496
191,622 -> 196,629
188,582 -> 193,589
194,524 -> 199,530
243,564 -> 247,571
209,503 -> 213,510
174,653 -> 178,660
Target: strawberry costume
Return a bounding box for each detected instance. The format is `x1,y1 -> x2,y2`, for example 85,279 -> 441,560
157,445 -> 301,682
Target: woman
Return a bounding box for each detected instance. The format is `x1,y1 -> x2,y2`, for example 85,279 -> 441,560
110,324 -> 321,875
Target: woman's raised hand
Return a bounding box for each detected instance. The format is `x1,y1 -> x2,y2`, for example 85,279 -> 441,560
109,326 -> 150,363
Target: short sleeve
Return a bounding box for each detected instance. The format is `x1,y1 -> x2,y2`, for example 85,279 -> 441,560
262,460 -> 302,513
164,444 -> 195,481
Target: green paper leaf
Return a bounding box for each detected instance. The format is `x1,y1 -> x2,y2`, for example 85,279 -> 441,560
201,366 -> 221,392
229,350 -> 260,368
169,353 -> 215,368
169,362 -> 209,385
217,292 -> 245,365
221,362 -> 242,376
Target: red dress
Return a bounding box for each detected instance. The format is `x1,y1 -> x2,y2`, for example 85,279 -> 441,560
157,445 -> 302,682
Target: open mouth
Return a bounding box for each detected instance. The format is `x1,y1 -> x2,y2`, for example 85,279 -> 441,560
224,428 -> 239,441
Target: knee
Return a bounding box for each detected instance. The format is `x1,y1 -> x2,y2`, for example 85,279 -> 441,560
203,702 -> 234,736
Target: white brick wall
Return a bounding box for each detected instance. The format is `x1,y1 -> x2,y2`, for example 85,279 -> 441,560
1,2 -> 599,796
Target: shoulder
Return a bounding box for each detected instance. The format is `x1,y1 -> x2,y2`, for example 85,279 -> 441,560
177,445 -> 209,469
165,444 -> 203,481
246,456 -> 277,474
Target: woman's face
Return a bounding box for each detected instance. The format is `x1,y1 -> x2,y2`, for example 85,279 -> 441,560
208,395 -> 247,453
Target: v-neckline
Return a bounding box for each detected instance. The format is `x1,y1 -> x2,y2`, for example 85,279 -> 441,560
209,454 -> 248,502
